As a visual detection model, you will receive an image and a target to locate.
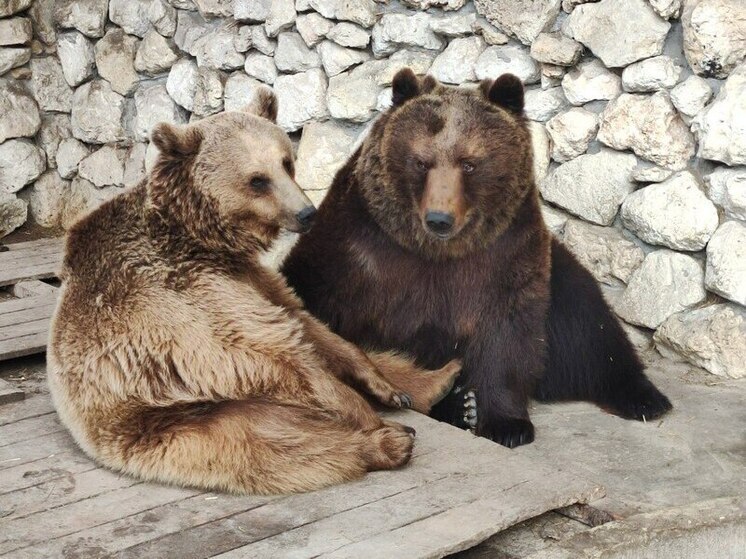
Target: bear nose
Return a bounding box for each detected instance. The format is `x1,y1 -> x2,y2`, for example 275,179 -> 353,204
425,211 -> 454,237
296,206 -> 317,231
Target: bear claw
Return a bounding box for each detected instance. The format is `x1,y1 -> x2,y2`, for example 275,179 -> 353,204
461,389 -> 478,432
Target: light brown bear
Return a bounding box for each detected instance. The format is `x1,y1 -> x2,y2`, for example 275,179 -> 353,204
47,89 -> 460,495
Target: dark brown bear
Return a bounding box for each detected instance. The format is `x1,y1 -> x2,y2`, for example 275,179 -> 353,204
283,69 -> 672,448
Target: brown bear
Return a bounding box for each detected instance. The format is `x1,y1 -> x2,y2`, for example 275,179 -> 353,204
47,88 -> 461,495
282,70 -> 672,448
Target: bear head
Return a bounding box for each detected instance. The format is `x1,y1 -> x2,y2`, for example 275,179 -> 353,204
356,69 -> 535,260
148,87 -> 315,253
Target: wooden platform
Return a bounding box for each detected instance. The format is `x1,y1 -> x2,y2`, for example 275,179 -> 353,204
0,393 -> 604,559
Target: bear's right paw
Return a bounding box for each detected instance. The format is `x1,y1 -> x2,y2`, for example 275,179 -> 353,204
363,424 -> 415,471
481,417 -> 535,449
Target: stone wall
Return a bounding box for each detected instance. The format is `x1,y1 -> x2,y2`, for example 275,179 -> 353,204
0,0 -> 744,377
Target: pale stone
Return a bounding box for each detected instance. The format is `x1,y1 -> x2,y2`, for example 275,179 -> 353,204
0,0 -> 33,18
123,143 -> 148,188
430,37 -> 485,84
655,304 -> 746,378
622,55 -> 683,92
563,220 -> 645,285
28,0 -> 56,45
192,23 -> 245,70
630,162 -> 674,183
530,32 -> 583,66
234,0 -> 271,22
650,0 -> 682,19
167,58 -> 199,112
706,167 -> 746,221
475,0 -> 561,45
26,170 -> 69,228
135,29 -> 179,75
598,92 -> 696,170
38,114 -> 72,169
327,65 -> 381,123
109,0 -> 151,38
524,87 -> 569,122
193,67 -> 224,116
0,47 -> 30,76
319,41 -> 371,77
670,75 -> 713,118
29,57 -> 73,113
223,74 -> 262,112
471,19 -> 509,46
247,25 -> 275,55
173,9 -> 215,54
429,13 -> 478,37
265,0 -> 296,37
682,0 -> 746,79
296,120 -> 363,191
61,176 -> 121,229
327,22 -> 370,48
0,17 -> 32,46
474,44 -> 540,84
168,0 -> 198,10
0,79 -> 40,143
296,13 -> 333,47
56,138 -> 90,179
620,172 -> 719,251
135,85 -> 188,142
530,122 -> 551,183
561,58 -> 622,105
243,53 -> 277,84
194,0 -> 232,18
616,250 -> 707,329
376,88 -> 393,112
78,145 -> 127,187
94,28 -> 140,96
0,139 -> 45,193
0,191 -> 26,237
402,0 -> 467,10
562,0 -> 670,67
70,80 -> 127,144
148,0 -> 177,37
307,0 -> 378,28
56,31 -> 95,87
145,140 -> 159,173
705,221 -> 746,305
540,149 -> 637,226
275,32 -> 320,73
54,0 -> 108,38
274,69 -> 328,132
691,61 -> 746,166
376,50 -> 436,85
546,107 -> 598,162
372,13 -> 444,57
541,204 -> 569,236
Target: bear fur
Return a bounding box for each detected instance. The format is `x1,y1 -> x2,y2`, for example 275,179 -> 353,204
47,89 -> 460,495
283,70 -> 672,448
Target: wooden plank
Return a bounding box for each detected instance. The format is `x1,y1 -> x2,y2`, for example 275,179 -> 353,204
11,280 -> 59,298
0,295 -> 57,315
0,303 -> 56,328
0,412 -> 64,448
0,451 -> 96,494
0,378 -> 24,406
0,262 -> 61,288
0,429 -> 75,471
0,331 -> 48,361
0,318 -> 51,342
0,245 -> 63,265
1,238 -> 64,251
0,394 -> 55,426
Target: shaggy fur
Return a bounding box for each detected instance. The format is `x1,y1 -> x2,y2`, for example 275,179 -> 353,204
283,70 -> 672,448
47,90 -> 461,495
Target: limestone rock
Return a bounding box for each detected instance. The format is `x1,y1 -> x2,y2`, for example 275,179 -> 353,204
109,0 -> 151,38
0,0 -> 33,18
0,191 -> 26,237
174,9 -> 215,54
429,13 -> 477,37
274,69 -> 328,132
327,65 -> 381,123
475,44 -> 540,84
327,22 -> 370,48
655,304 -> 746,378
135,84 -> 188,141
430,37 -> 485,84
530,32 -> 583,66
54,0 -> 108,38
78,145 -> 127,187
28,0 -> 57,44
70,80 -> 127,144
540,149 -> 637,226
530,122 -> 551,184
670,75 -> 713,118
621,55 -> 682,92
630,162 -> 674,183
307,0 -> 378,28
275,32 -> 320,73
192,24 -> 245,70
0,139 -> 45,193
402,0 -> 467,10
194,0 -> 233,19
372,13 -> 444,57
598,92 -> 696,170
244,53 -> 277,84
546,107 -> 598,162
26,170 -> 69,228
317,40 -> 370,77
168,0 -> 198,10
148,0 -> 177,37
234,0 -> 271,22
471,19 -> 509,46
29,57 -> 73,113
193,67 -> 224,116
691,61 -> 746,166
243,25 -> 275,55
616,250 -> 706,329
61,176 -> 121,229
376,50 -> 436,85
56,31 -> 95,87
38,114 -> 72,169
296,120 -> 363,192
135,29 -> 179,75
123,143 -> 148,188
706,167 -> 746,221
265,0 -> 296,37
474,0 -> 561,45
562,0 -> 670,67
94,28 -> 140,96
563,220 -> 645,285
223,74 -> 262,112
705,221 -> 746,305
0,47 -> 30,76
167,58 -> 199,112
56,138 -> 90,179
620,172 -> 719,251
682,0 -> 746,79
561,59 -> 622,105
541,204 -> 569,236
650,0 -> 682,19
0,79 -> 41,143
296,13 -> 333,47
0,17 -> 32,46
524,87 -> 569,122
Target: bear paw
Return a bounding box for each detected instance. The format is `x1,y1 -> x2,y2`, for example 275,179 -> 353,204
482,417 -> 535,449
364,423 -> 415,471
605,378 -> 672,422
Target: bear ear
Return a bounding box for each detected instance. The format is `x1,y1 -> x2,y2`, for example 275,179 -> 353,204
241,86 -> 278,123
151,122 -> 202,157
391,68 -> 423,107
480,74 -> 525,114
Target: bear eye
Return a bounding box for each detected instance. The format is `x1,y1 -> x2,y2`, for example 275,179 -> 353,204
414,158 -> 428,172
462,161 -> 475,174
282,158 -> 294,176
250,176 -> 269,190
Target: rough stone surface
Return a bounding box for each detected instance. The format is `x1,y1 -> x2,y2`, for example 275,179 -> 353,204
620,172 -> 719,251
670,75 -> 713,118
94,28 -> 140,96
429,13 -> 477,37
524,87 -> 569,122
109,0 -> 151,38
376,50 -> 436,85
296,13 -> 333,47
192,24 -> 245,70
430,37 -> 485,84
621,55 -> 682,92
530,122 -> 551,183
0,78 -> 41,143
37,114 -> 72,169
681,0 -> 746,79
562,0 -> 671,67
541,204 -> 569,236
616,250 -> 707,329
56,31 -> 95,87
475,0 -> 561,45
149,0 -> 178,37
61,176 -> 120,229
78,145 -> 127,187
70,80 -> 127,144
691,61 -> 746,166
135,29 -> 180,75
327,65 -> 381,123
307,0 -> 378,28
223,74 -> 262,112
25,170 -> 69,228
0,191 -> 27,237
598,92 -> 696,170
54,0 -> 108,38
192,67 -> 224,116
631,162 -> 674,183
167,58 -> 199,112
28,57 -> 72,113
56,137 -> 90,179
561,59 -> 622,105
0,0 -> 33,18
372,13 -> 444,56
563,219 -> 645,285
244,53 -> 278,84
475,44 -> 540,84
0,17 -> 32,46
471,19 -> 509,46
123,142 -> 148,188
705,221 -> 746,306
325,22 -> 369,50
0,139 -> 44,195
402,0 -> 467,10
540,149 -> 637,225
135,84 -> 188,141
706,167 -> 746,221
0,47 -> 30,76
296,120 -> 362,192
530,32 -> 583,66
275,32 -> 320,73
655,303 -> 746,378
546,107 -> 598,162
234,0 -> 271,22
317,40 -> 370,77
274,68 -> 328,132
264,0 -> 296,38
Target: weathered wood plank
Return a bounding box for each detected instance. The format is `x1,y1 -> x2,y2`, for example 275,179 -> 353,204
0,429 -> 75,471
0,378 -> 24,406
0,295 -> 57,315
0,244 -> 63,265
0,238 -> 64,251
0,318 -> 51,342
11,280 -> 59,298
0,303 -> 56,328
0,451 -> 95,494
0,331 -> 48,361
0,262 -> 61,288
0,412 -> 64,447
0,394 -> 55,426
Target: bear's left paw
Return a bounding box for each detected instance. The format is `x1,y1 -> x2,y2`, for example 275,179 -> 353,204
606,378 -> 672,422
481,417 -> 535,448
